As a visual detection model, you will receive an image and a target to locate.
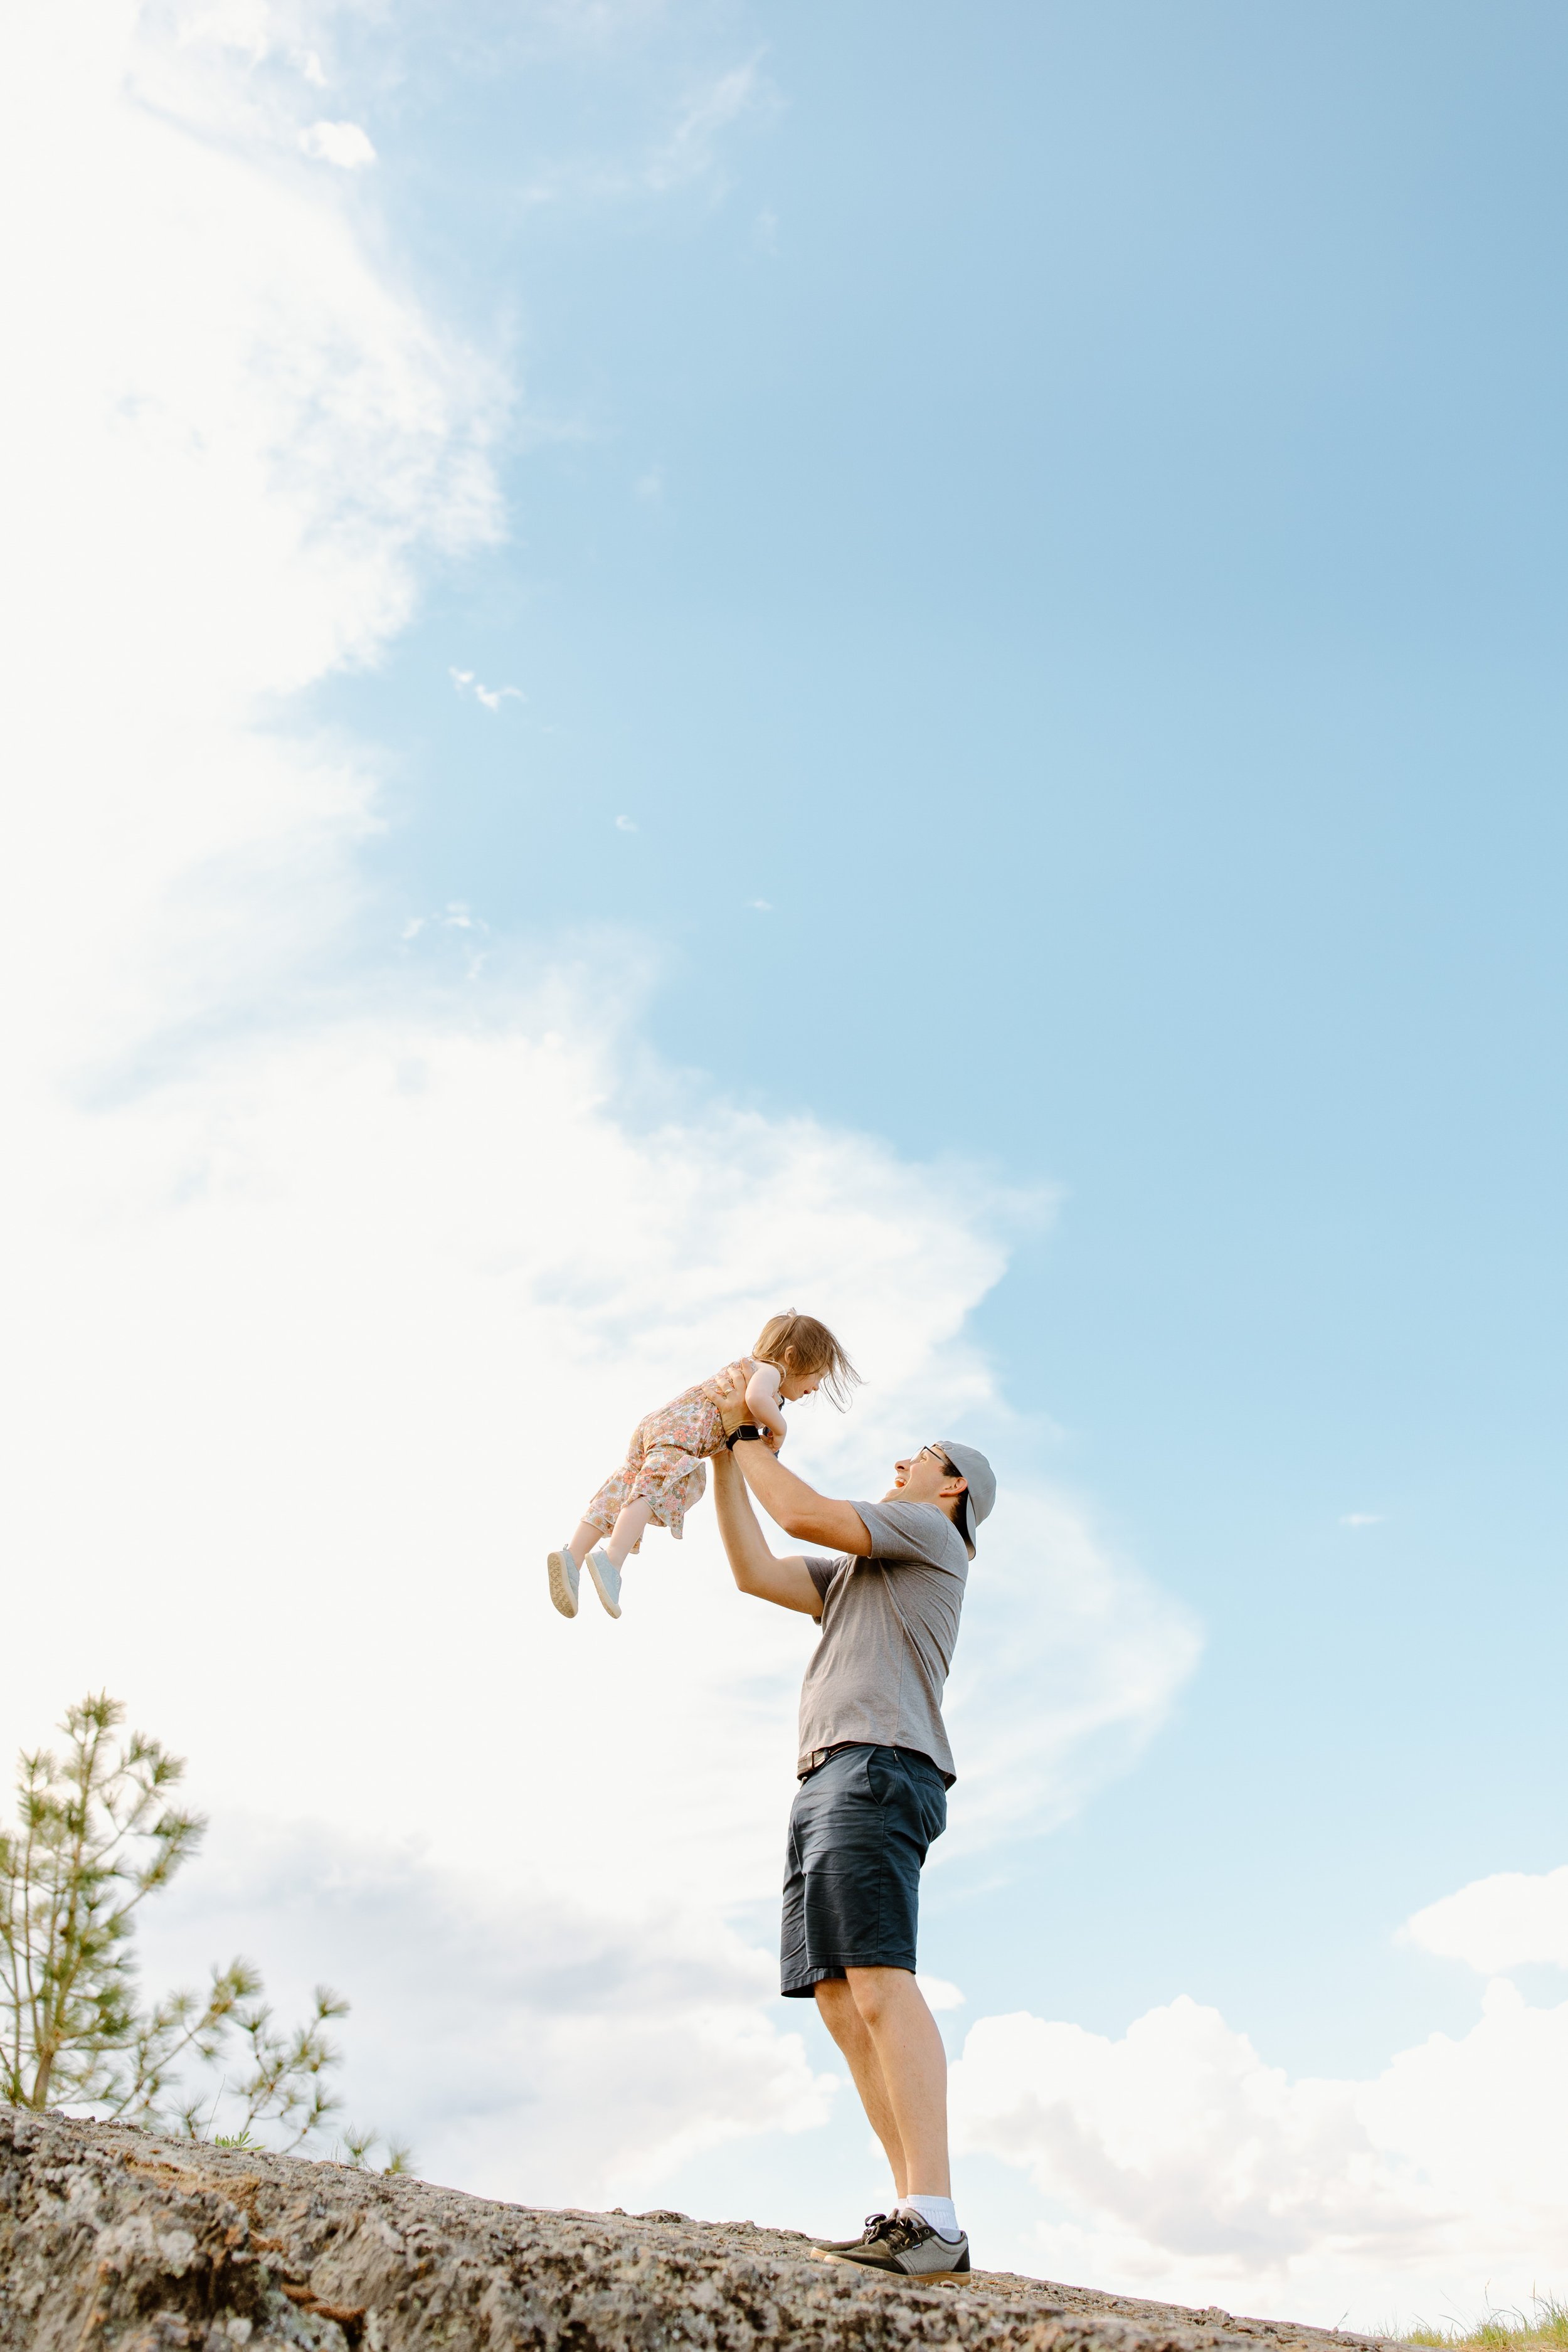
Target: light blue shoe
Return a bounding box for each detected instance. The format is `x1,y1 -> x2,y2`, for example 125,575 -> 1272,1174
586,1549 -> 623,1619
548,1546 -> 581,1619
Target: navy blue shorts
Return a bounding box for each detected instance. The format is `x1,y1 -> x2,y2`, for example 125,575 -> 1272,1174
780,1744 -> 948,1997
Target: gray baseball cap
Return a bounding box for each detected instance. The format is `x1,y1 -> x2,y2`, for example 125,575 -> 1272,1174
934,1439 -> 995,1555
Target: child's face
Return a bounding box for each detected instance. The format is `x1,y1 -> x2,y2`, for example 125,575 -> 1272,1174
780,1366 -> 822,1402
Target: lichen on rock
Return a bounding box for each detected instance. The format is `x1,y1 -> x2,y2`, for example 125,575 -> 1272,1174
0,2107 -> 1397,2352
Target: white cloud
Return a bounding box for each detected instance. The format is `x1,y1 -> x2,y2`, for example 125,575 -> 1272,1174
1340,1512 -> 1386,1527
616,813 -> 639,830
942,1490 -> 1201,1857
23,25 -> 1551,2325
917,1976 -> 966,2013
746,897 -> 773,911
1403,1864 -> 1568,1974
124,6 -> 363,164
302,118 -> 376,169
950,1977 -> 1568,2329
0,0 -> 502,1075
450,664 -> 524,711
0,0 -> 1195,2208
134,1820 -> 840,2205
4,975 -> 1177,2181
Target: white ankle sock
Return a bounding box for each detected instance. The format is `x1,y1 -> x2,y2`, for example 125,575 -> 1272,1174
899,2195 -> 960,2239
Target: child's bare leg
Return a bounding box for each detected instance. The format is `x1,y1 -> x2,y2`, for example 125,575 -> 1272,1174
601,1499 -> 652,1568
568,1517 -> 607,1566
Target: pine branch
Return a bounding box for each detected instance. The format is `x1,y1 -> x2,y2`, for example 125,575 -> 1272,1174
0,1697 -> 388,2165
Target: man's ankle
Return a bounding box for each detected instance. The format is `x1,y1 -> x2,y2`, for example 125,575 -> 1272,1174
899,2193 -> 960,2238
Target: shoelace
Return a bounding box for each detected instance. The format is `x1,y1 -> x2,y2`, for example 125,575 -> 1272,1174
860,2213 -> 924,2251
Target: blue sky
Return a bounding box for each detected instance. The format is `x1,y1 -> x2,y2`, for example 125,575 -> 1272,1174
6,0 -> 1567,2326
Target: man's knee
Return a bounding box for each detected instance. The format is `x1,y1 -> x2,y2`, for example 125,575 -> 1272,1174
813,1976 -> 857,2033
844,1964 -> 913,2027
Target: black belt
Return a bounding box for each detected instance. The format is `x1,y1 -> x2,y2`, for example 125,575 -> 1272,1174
803,1741 -> 941,1776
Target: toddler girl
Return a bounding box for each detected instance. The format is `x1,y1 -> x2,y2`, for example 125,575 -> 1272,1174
548,1311 -> 859,1619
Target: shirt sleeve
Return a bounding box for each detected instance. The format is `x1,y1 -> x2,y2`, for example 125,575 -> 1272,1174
805,1555 -> 844,1612
852,1500 -> 958,1571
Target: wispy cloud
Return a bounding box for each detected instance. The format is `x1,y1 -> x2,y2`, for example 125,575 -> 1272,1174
1339,1511 -> 1386,1526
519,56 -> 776,210
450,665 -> 524,712
615,813 -> 638,831
646,61 -> 770,191
300,119 -> 376,169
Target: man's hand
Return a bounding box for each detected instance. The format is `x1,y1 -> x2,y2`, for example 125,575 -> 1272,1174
711,1364 -> 750,1435
712,1365 -> 783,1449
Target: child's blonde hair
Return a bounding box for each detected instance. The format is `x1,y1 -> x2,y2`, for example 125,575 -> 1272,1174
753,1311 -> 861,1411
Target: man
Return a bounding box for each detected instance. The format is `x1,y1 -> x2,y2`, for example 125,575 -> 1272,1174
708,1375 -> 995,2283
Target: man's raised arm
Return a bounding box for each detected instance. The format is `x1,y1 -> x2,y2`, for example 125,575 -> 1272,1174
711,1448 -> 825,1614
731,1441 -> 874,1556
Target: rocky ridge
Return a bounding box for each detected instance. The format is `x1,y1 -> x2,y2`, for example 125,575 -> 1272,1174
0,2109 -> 1401,2352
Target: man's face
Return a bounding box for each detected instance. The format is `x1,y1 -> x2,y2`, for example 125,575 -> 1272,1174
886,1444 -> 968,1513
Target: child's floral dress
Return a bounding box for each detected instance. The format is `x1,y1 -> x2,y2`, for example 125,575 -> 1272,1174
583,1357 -> 761,1549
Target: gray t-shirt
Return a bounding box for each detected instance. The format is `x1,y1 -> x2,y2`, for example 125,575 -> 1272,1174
797,1500 -> 970,1787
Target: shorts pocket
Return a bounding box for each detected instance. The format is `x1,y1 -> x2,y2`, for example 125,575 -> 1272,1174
917,1773 -> 948,1845
894,1753 -> 946,1845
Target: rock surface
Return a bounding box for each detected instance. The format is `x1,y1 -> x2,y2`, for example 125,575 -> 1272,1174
0,2108 -> 1400,2352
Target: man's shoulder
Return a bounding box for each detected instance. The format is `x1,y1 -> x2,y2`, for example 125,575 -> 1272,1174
852,1499 -> 968,1573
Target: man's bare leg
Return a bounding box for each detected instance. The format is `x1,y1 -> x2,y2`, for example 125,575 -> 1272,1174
842,1966 -> 950,2198
814,1979 -> 907,2199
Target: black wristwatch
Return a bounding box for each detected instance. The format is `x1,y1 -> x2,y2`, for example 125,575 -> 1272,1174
725,1423 -> 765,1449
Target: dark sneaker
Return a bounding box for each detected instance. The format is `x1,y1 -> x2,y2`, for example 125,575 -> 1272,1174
814,2212 -> 970,2280
811,2212 -> 891,2256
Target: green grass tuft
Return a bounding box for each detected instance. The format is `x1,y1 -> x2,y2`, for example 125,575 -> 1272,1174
1404,2295 -> 1568,2352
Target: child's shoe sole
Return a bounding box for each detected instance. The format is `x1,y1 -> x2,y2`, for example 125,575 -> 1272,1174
548,1550 -> 580,1618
